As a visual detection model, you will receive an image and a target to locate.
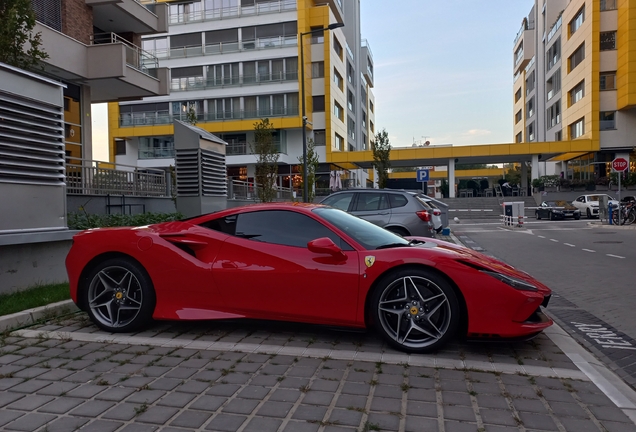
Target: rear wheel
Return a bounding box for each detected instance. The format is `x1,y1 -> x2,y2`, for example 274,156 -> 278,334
535,211 -> 541,220
549,212 -> 555,221
586,208 -> 592,219
83,257 -> 155,333
387,227 -> 409,237
371,268 -> 459,353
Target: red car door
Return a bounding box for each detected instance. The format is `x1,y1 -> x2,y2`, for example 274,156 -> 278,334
211,209 -> 361,326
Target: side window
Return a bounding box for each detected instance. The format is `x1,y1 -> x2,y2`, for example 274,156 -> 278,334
321,193 -> 354,211
199,215 -> 237,235
234,210 -> 351,249
388,194 -> 408,208
354,193 -> 388,211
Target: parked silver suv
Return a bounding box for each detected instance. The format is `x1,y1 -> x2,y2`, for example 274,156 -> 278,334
320,189 -> 436,238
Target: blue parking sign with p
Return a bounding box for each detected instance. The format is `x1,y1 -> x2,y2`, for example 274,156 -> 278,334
416,169 -> 430,182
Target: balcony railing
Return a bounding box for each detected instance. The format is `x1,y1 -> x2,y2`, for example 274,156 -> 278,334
601,0 -> 617,11
171,70 -> 298,92
91,33 -> 158,75
65,157 -> 167,196
226,140 -> 287,156
227,178 -> 294,201
169,0 -> 296,25
156,36 -> 297,60
120,106 -> 300,127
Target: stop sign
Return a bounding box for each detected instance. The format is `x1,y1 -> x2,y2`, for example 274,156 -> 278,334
612,157 -> 629,172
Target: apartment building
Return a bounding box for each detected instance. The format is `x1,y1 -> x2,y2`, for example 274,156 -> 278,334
513,0 -> 634,180
29,0 -> 170,162
107,0 -> 375,194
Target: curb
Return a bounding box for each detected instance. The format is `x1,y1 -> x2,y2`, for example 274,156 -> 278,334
0,299 -> 79,333
588,221 -> 636,230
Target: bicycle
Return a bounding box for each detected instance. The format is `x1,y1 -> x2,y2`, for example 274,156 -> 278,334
611,201 -> 636,225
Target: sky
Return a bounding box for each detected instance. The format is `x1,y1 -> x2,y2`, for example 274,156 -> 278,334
91,0 -> 534,161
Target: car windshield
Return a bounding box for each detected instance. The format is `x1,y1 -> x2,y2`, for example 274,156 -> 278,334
313,207 -> 410,250
589,195 -> 615,201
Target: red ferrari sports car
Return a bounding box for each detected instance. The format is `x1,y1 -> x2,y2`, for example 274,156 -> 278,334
66,203 -> 552,353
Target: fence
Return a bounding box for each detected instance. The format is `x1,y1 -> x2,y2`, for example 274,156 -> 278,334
227,179 -> 294,201
65,158 -> 168,197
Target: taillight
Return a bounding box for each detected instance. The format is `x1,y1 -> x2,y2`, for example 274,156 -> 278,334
433,210 -> 441,216
416,211 -> 431,222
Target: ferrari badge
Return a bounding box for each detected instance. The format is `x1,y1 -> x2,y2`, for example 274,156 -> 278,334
364,256 -> 376,268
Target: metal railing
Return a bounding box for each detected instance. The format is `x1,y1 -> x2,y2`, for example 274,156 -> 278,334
91,33 -> 158,75
227,179 -> 294,201
601,0 -> 617,11
170,70 -> 298,92
119,106 -> 299,127
65,157 -> 167,196
226,140 -> 287,156
159,36 -> 297,59
169,0 -> 296,25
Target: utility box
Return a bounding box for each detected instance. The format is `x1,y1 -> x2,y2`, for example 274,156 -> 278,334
503,202 -> 524,227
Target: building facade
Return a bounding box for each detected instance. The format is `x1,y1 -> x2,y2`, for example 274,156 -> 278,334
513,0 -> 635,182
107,0 -> 375,196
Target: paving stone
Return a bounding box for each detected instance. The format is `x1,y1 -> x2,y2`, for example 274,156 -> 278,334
189,395 -> 226,411
6,395 -> 55,411
257,401 -> 294,417
119,376 -> 155,389
376,374 -> 404,385
444,421 -> 481,432
12,367 -> 49,379
36,381 -> 79,396
475,395 -> 509,410
38,397 -> 85,414
0,410 -> 24,428
443,405 -> 477,422
279,377 -> 310,389
95,386 -> 138,401
373,385 -> 403,399
341,382 -> 370,396
176,380 -> 211,394
472,382 -> 503,395
310,379 -> 340,392
407,388 -> 438,403
2,412 -> 56,431
559,416 -> 604,432
136,406 -> 180,424
242,416 -> 282,432
119,423 -> 159,432
87,361 -> 119,373
269,388 -> 301,403
0,355 -> 25,365
548,401 -> 588,418
301,390 -> 334,406
66,384 -> 106,399
440,379 -> 469,392
328,408 -> 364,426
518,412 -> 559,430
0,378 -> 24,391
405,415 -> 439,432
170,410 -> 211,428
238,385 -> 271,400
406,400 -> 438,418
601,420 -> 636,432
292,404 -> 328,421
157,391 -> 197,408
204,413 -> 247,431
165,367 -> 198,379
102,403 -> 140,421
589,405 -> 632,422
126,389 -> 166,404
142,366 -> 171,377
222,398 -> 259,415
281,420 -> 320,432
442,391 -> 472,406
62,370 -> 99,383
480,408 -> 519,427
207,383 -> 241,397
576,391 -> 615,406
541,389 -> 577,403
149,377 -> 182,391
250,374 -> 280,386
512,398 -> 549,414
69,400 -> 116,417
43,415 -> 89,432
367,411 -> 401,430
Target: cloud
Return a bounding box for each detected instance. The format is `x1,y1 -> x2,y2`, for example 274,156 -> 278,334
462,129 -> 492,137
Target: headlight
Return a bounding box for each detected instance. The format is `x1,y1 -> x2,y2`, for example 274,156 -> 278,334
480,270 -> 538,292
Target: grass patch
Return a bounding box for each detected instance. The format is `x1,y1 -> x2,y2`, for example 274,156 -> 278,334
0,283 -> 70,317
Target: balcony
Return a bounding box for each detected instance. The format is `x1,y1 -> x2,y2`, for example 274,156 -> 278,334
226,141 -> 287,156
361,39 -> 374,88
157,36 -> 297,60
35,24 -> 169,103
513,23 -> 535,74
168,0 -> 296,25
171,70 -> 298,92
314,0 -> 344,24
85,0 -> 168,34
119,106 -> 300,127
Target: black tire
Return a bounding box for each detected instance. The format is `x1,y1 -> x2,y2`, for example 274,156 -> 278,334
586,208 -> 592,219
536,211 -> 541,220
83,257 -> 155,333
370,268 -> 460,353
387,227 -> 409,237
574,214 -> 580,220
549,212 -> 555,221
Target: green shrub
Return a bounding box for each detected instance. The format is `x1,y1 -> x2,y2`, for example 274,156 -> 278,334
68,212 -> 183,230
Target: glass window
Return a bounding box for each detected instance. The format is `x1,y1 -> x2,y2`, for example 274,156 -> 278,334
570,118 -> 585,138
388,194 -> 408,208
600,111 -> 616,130
526,97 -> 534,119
546,37 -> 560,72
515,132 -> 522,143
322,192 -> 354,211
600,32 -> 616,51
311,61 -> 324,78
570,80 -> 584,105
234,210 -> 346,248
515,88 -> 522,102
600,72 -> 616,90
313,130 -> 326,146
335,133 -> 344,151
354,193 -> 388,211
515,110 -> 522,124
334,70 -> 343,91
547,100 -> 561,129
569,43 -> 585,71
570,6 -> 584,35
334,102 -> 344,121
312,96 -> 325,112
334,38 -> 343,59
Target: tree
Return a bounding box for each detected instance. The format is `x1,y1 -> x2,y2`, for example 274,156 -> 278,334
251,118 -> 279,202
0,0 -> 49,70
372,128 -> 391,189
185,105 -> 197,125
297,138 -> 320,202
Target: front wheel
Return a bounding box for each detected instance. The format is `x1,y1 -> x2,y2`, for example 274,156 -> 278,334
370,268 -> 460,353
549,212 -> 555,221
83,257 -> 156,333
586,208 -> 592,219
535,211 -> 541,220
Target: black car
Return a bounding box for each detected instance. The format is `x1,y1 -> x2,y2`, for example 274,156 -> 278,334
536,200 -> 581,220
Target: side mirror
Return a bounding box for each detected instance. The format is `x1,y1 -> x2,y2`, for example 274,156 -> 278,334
307,237 -> 346,260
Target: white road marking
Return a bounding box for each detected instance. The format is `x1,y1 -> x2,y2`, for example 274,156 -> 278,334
582,249 -> 596,253
607,254 -> 626,259
564,243 -> 576,247
550,239 -> 559,242
538,235 -> 546,239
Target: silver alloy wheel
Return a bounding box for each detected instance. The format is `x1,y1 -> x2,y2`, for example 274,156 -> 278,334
377,275 -> 451,349
87,265 -> 144,329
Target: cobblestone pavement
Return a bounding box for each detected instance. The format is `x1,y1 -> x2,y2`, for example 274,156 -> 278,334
1,314 -> 635,431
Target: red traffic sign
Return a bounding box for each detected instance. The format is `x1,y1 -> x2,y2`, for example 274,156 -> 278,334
612,157 -> 629,172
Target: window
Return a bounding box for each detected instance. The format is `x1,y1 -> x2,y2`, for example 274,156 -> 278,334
601,0 -> 617,12
232,210 -> 346,248
334,69 -> 343,91
525,70 -> 535,95
569,80 -> 584,105
334,102 -> 344,121
370,121 -> 374,133
515,132 -> 522,143
347,117 -> 355,139
555,130 -> 562,141
312,96 -> 325,112
600,111 -> 616,130
347,90 -> 354,111
547,100 -> 561,128
600,32 -> 616,51
388,194 -> 408,208
527,122 -> 535,141
600,72 -> 616,90
515,88 -> 522,102
570,117 -> 585,138
314,130 -> 326,146
354,192 -> 388,212
515,110 -> 522,124
369,100 -> 374,113
115,140 -> 126,156
311,61 -> 324,78
347,62 -> 354,84
570,6 -> 585,35
526,97 -> 534,118
334,133 -> 344,151
321,192 -> 354,211
310,26 -> 324,44
546,69 -> 561,100
546,37 -> 560,71
334,38 -> 343,59
569,43 -> 585,71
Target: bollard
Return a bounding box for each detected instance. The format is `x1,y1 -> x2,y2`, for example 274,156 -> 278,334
518,215 -> 523,227
608,203 -> 613,225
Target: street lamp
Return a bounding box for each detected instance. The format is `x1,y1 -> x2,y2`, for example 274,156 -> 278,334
300,22 -> 345,202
